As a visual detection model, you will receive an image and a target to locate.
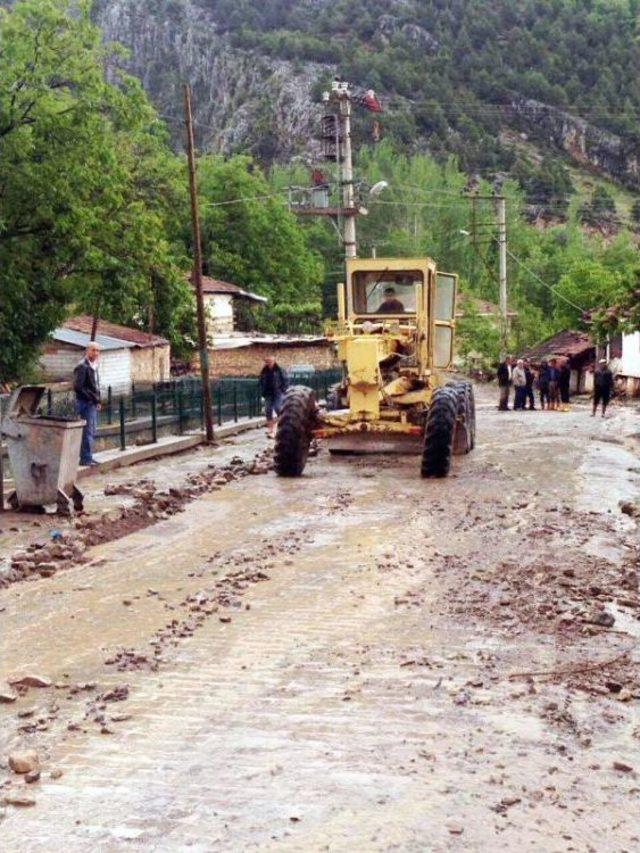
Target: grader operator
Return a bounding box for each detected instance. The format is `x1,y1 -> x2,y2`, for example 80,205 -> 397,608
273,256 -> 475,478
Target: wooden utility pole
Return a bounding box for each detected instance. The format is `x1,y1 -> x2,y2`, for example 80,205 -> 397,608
183,83 -> 214,443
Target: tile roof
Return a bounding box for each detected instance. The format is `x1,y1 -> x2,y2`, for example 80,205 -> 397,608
190,275 -> 267,303
63,316 -> 169,348
520,330 -> 594,360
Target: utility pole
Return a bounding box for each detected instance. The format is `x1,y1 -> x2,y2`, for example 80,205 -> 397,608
183,83 -> 214,443
495,195 -> 508,359
336,84 -> 357,259
470,194 -> 478,284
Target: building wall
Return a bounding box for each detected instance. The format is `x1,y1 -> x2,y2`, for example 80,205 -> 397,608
620,332 -> 640,379
41,344 -> 132,393
208,341 -> 337,377
204,294 -> 234,334
130,345 -> 171,384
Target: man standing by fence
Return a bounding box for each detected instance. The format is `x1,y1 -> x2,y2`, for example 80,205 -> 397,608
73,342 -> 101,466
259,356 -> 288,438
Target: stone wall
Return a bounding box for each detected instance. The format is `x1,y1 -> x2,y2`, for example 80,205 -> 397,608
130,345 -> 171,384
208,342 -> 337,377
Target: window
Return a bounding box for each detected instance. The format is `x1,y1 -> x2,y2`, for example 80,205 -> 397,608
435,273 -> 456,321
352,270 -> 422,315
434,326 -> 453,368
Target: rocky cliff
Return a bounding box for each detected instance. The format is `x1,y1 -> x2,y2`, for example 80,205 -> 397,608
508,98 -> 640,190
96,0 -> 329,161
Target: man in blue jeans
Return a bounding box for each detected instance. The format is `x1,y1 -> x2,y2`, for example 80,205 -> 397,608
73,342 -> 102,466
259,355 -> 288,438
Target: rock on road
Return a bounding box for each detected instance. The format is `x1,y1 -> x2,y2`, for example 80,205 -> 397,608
0,386 -> 639,851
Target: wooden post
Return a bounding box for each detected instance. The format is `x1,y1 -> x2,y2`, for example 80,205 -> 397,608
151,387 -> 158,443
119,398 -> 126,451
183,83 -> 215,443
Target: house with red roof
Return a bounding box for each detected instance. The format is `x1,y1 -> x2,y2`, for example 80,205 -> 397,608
41,316 -> 171,393
192,275 -> 267,335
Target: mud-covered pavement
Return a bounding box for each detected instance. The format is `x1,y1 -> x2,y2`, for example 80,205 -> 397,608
1,386 -> 639,851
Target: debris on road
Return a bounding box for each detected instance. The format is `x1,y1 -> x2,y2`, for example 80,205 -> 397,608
0,448 -> 274,589
7,675 -> 52,689
8,750 -> 39,774
1,390 -> 638,847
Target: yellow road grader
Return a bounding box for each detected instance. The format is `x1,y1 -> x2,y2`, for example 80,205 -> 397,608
274,256 -> 476,477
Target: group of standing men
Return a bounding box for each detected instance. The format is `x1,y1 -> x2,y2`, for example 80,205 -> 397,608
497,355 -> 614,417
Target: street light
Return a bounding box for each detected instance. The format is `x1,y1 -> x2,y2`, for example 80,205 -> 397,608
369,180 -> 389,198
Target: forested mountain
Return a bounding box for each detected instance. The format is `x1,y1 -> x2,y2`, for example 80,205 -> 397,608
94,0 -> 640,189
3,0 -> 640,381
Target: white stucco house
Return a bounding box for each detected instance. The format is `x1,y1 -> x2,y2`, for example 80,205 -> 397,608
41,318 -> 171,394
615,331 -> 640,396
194,276 -> 267,334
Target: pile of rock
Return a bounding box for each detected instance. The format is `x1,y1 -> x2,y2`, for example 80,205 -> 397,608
0,449 -> 274,589
0,536 -> 87,586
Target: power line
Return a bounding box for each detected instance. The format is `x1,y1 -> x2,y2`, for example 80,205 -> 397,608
504,247 -> 585,313
202,190 -> 289,207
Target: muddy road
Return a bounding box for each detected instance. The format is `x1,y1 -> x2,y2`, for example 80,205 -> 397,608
1,386 -> 638,851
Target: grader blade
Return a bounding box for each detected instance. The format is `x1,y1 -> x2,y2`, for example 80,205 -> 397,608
327,432 -> 423,455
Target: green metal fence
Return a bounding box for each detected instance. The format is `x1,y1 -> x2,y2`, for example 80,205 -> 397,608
10,370 -> 343,453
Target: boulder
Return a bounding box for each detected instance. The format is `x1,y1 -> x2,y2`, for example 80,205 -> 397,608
8,750 -> 40,774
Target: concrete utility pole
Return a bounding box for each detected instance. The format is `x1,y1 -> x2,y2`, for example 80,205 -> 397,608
336,84 -> 357,259
470,194 -> 478,283
495,195 -> 508,359
183,83 -> 215,443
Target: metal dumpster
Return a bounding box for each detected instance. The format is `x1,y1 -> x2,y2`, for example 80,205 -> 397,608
1,386 -> 84,515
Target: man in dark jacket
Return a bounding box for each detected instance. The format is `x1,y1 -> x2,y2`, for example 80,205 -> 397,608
259,356 -> 288,437
538,360 -> 550,410
592,359 -> 614,418
497,355 -> 513,411
559,358 -> 572,411
73,342 -> 101,466
377,286 -> 405,314
524,359 -> 536,410
547,358 -> 561,411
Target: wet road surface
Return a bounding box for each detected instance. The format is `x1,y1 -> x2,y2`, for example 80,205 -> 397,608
1,387 -> 639,851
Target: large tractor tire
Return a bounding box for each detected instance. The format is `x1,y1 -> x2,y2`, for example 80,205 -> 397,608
448,380 -> 475,455
274,386 -> 318,477
467,383 -> 477,450
421,386 -> 458,478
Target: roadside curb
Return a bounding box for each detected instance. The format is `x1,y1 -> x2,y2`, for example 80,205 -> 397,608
77,417 -> 266,478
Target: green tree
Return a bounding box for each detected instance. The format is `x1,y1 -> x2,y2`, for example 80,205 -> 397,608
554,259 -> 625,328
579,186 -> 618,226
197,155 -> 324,308
0,0 -> 192,380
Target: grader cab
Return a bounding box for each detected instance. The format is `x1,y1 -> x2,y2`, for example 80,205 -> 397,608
274,256 -> 475,478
